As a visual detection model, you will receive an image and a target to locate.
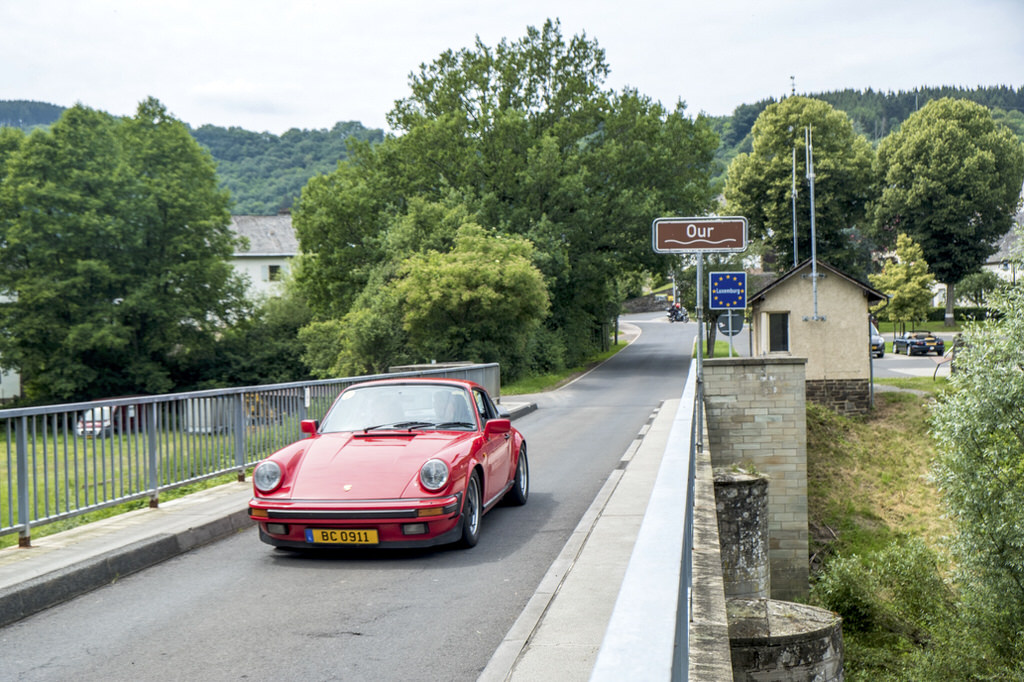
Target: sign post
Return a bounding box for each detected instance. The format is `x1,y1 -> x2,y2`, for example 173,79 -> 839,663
709,272 -> 747,357
653,217 -> 748,447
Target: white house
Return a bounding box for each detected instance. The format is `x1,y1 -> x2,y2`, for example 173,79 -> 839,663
228,214 -> 299,299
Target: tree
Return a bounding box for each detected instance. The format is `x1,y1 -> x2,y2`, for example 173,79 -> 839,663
871,97 -> 1024,325
724,96 -> 876,276
956,269 -> 1003,306
395,224 -> 549,380
926,282 -> 1024,677
0,100 -> 248,402
294,20 -> 718,372
868,233 -> 936,333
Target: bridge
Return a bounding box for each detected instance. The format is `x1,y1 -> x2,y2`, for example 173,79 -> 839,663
0,320 -> 839,680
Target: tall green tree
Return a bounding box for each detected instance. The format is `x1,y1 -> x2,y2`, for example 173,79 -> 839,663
868,233 -> 935,332
294,20 -> 718,371
871,97 -> 1024,325
724,96 -> 876,277
0,99 -> 247,402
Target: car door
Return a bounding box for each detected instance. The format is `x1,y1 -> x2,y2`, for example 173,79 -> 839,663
472,387 -> 512,504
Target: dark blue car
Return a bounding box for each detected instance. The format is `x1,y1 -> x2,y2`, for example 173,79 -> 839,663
893,331 -> 944,356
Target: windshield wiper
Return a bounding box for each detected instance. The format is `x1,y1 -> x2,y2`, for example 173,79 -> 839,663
433,421 -> 476,429
363,421 -> 434,432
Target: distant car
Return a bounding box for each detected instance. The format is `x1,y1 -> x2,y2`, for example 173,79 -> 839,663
248,378 -> 528,550
76,402 -> 145,438
893,330 -> 945,356
870,323 -> 885,358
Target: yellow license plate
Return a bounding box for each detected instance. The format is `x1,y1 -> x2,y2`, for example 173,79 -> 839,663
306,528 -> 378,545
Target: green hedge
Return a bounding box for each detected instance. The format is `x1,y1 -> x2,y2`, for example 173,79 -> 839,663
925,306 -> 994,322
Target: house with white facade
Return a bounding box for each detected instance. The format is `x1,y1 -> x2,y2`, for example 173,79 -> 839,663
228,214 -> 299,299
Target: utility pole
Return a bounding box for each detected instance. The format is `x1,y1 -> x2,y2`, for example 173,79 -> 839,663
805,126 -> 824,321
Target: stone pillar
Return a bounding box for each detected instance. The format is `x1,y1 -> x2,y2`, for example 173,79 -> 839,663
727,598 -> 844,681
703,357 -> 809,600
714,469 -> 770,599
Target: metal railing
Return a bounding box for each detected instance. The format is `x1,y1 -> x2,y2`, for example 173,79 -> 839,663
591,359 -> 699,681
0,364 -> 500,545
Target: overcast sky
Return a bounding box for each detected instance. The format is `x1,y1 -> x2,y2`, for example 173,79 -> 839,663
3,0 -> 1022,135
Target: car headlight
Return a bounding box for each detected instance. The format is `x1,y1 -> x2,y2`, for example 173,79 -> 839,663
419,459 -> 449,491
254,461 -> 283,493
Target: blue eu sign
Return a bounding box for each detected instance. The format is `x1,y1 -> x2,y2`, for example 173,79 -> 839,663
709,272 -> 747,310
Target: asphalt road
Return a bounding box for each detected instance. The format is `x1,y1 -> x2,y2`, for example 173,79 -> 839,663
0,313 -> 696,682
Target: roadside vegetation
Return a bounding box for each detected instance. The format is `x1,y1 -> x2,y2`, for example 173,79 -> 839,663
809,282 -> 1024,680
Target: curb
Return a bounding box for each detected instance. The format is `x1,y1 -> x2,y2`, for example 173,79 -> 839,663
0,509 -> 251,629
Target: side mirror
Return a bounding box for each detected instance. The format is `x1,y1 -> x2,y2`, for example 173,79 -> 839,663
300,419 -> 319,436
484,418 -> 511,437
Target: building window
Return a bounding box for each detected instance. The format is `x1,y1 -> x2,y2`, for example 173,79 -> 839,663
768,312 -> 789,352
264,264 -> 283,282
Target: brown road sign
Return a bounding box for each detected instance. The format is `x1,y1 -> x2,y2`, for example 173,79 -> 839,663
652,216 -> 748,253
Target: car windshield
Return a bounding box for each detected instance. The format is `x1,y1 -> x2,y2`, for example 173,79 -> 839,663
319,384 -> 477,433
81,407 -> 111,422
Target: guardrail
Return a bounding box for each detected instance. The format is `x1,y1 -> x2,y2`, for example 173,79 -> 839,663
591,359 -> 699,680
1,364 -> 501,546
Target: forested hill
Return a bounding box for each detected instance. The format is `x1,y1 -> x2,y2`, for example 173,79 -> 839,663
0,100 -> 64,130
709,85 -> 1024,182
3,85 -> 1022,213
190,122 -> 384,214
0,100 -> 384,215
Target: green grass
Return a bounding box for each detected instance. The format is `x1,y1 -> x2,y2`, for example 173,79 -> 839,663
874,375 -> 950,395
0,421 -> 306,549
0,468 -> 250,549
875,320 -> 963,334
502,341 -> 630,395
807,386 -> 950,568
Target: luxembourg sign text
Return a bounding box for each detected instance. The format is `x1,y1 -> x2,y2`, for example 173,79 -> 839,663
652,216 -> 748,253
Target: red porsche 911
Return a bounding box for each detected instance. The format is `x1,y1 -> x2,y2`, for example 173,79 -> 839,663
248,378 -> 528,549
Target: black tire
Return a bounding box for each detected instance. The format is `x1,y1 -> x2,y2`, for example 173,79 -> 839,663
458,472 -> 482,548
506,445 -> 529,506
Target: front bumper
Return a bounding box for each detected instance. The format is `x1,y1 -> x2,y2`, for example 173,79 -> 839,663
249,494 -> 464,548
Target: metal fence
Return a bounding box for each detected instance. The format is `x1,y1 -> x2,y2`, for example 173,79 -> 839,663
591,359 -> 698,681
0,363 -> 501,546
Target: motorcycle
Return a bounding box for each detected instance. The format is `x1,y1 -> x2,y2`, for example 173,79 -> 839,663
667,306 -> 689,323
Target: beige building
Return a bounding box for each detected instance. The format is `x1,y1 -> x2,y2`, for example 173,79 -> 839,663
748,259 -> 887,414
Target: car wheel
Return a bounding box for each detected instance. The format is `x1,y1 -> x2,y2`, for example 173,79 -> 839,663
906,345 -> 913,356
458,472 -> 482,548
506,445 -> 529,506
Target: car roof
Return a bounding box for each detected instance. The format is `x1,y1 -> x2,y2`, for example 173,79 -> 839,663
344,377 -> 482,391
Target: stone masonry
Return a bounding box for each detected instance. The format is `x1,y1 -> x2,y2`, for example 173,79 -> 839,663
703,356 -> 809,601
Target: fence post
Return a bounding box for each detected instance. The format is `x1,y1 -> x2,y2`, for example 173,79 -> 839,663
235,393 -> 246,481
148,402 -> 159,508
16,416 -> 30,547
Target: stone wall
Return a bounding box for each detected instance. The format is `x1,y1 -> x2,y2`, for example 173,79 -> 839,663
805,378 -> 870,415
703,357 -> 809,601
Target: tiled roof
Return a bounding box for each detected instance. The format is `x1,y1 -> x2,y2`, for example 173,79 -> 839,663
229,214 -> 298,256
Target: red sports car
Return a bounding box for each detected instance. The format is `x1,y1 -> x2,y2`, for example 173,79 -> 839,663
248,378 -> 528,549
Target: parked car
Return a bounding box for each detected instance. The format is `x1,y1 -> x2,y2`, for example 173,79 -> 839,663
870,323 -> 885,358
893,330 -> 945,356
76,402 -> 145,438
248,378 -> 528,550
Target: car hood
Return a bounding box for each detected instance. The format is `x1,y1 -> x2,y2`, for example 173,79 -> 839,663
287,431 -> 474,499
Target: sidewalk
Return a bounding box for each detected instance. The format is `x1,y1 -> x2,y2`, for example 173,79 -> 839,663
482,399 -> 677,680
